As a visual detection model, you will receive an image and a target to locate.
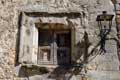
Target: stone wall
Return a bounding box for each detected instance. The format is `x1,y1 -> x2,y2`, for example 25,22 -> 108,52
0,0 -> 119,80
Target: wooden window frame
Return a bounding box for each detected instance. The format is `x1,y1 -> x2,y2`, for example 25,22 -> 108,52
37,28 -> 71,65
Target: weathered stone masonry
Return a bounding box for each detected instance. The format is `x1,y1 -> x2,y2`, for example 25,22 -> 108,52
0,0 -> 120,80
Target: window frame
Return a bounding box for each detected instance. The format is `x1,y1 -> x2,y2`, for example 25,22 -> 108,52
18,12 -> 76,66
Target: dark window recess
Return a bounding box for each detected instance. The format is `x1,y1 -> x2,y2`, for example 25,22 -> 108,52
57,33 -> 71,47
57,49 -> 70,65
39,30 -> 53,46
56,31 -> 71,65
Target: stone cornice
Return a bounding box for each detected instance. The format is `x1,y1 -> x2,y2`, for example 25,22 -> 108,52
19,4 -> 82,13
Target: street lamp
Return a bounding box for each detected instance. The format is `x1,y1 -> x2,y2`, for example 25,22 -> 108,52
96,11 -> 114,32
96,11 -> 114,52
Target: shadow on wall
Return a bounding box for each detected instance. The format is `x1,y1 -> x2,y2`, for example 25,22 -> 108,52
75,31 -> 91,64
15,12 -> 22,66
18,66 -> 49,80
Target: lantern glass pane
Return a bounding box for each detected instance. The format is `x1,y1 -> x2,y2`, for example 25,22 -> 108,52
100,21 -> 110,30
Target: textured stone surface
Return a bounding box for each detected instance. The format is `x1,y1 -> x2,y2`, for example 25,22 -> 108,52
0,0 -> 119,80
87,71 -> 120,80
